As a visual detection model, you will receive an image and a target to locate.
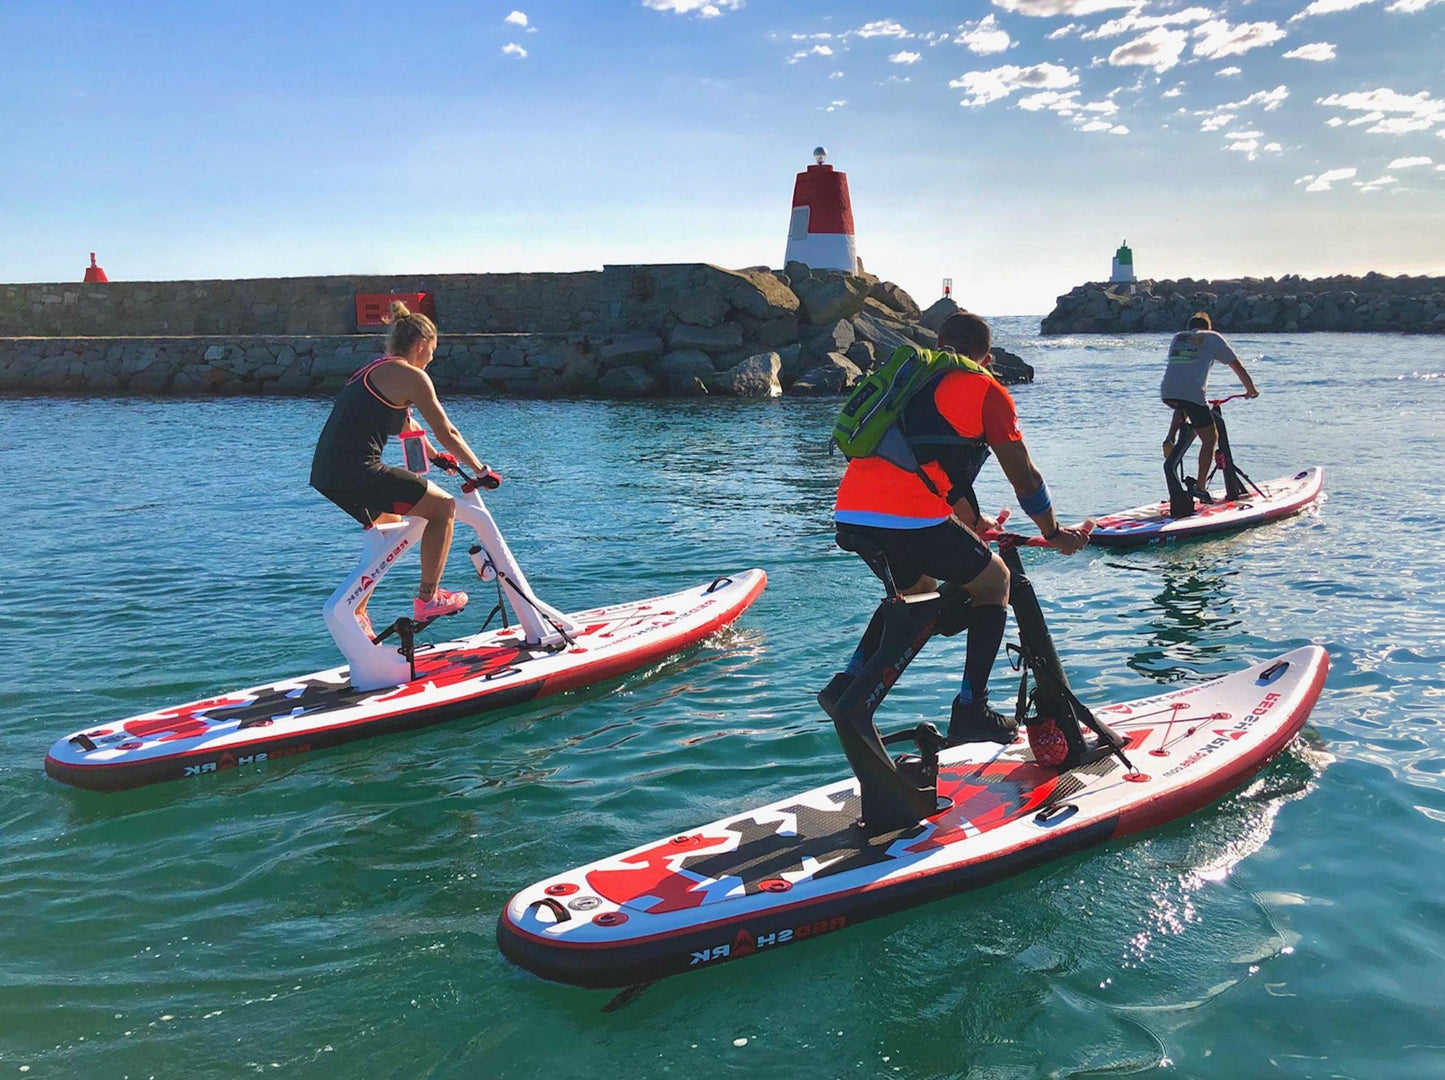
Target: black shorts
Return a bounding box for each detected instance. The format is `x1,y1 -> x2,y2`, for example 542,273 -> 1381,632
836,518 -> 993,591
313,464 -> 428,528
1164,398 -> 1214,430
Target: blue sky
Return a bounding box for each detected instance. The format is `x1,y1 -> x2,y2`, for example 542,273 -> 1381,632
2,0 -> 1441,313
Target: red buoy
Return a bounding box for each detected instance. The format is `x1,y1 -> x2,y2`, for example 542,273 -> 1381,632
83,253 -> 108,283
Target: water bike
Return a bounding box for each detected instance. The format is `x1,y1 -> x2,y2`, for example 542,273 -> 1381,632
497,521 -> 1327,989
1090,394 -> 1323,547
45,462 -> 765,792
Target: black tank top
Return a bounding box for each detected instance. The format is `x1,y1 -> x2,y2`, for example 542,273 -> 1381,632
309,358 -> 409,489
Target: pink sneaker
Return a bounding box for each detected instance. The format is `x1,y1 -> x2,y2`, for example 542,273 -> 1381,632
414,587 -> 468,621
357,611 -> 375,641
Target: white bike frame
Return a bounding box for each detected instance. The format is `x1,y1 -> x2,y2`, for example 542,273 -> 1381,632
322,484 -> 582,691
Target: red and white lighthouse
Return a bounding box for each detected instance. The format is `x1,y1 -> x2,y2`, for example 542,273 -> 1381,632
784,147 -> 857,273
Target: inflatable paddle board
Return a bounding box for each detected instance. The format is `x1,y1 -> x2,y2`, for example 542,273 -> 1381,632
1090,467 -> 1322,547
46,571 -> 765,792
497,645 -> 1327,989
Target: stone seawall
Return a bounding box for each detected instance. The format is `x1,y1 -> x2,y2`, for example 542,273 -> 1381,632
0,262 -> 1035,398
1042,273 -> 1445,335
0,272 -> 606,337
0,334 -> 596,397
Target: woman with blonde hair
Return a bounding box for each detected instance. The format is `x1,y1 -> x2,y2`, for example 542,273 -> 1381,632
310,301 -> 492,636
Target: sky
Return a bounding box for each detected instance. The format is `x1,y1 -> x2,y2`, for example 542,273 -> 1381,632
2,0 -> 1442,314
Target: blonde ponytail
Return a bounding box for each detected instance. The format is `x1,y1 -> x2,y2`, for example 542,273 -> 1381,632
384,300 -> 438,357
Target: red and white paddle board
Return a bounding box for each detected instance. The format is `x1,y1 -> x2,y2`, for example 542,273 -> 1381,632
497,645 -> 1327,989
46,570 -> 766,792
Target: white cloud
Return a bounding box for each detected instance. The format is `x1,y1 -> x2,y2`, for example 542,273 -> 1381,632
1193,20 -> 1288,59
1290,0 -> 1377,19
1082,7 -> 1213,39
993,0 -> 1136,15
1388,0 -> 1445,10
502,42 -> 527,58
789,45 -> 835,62
1326,116 -> 1344,125
1283,42 -> 1337,60
1388,155 -> 1433,167
1225,133 -> 1282,160
890,51 -> 922,64
952,61 -> 1078,106
824,100 -> 848,111
643,0 -> 742,15
828,70 -> 845,79
1297,166 -> 1357,190
1201,113 -> 1237,131
505,10 -> 528,27
1163,86 -> 1183,97
1317,87 -> 1445,133
1108,27 -> 1189,71
1356,174 -> 1398,191
1227,85 -> 1290,111
1218,66 -> 1243,76
855,19 -> 913,38
1047,23 -> 1082,38
954,14 -> 1013,54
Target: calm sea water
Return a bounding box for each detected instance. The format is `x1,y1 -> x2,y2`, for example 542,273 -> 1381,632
2,320 -> 1444,1079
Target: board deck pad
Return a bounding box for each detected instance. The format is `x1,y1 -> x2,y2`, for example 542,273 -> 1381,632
497,646 -> 1328,989
46,570 -> 766,792
1090,467 -> 1322,546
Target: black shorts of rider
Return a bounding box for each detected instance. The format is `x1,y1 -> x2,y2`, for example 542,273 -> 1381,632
313,463 -> 428,528
1163,398 -> 1214,430
836,519 -> 993,592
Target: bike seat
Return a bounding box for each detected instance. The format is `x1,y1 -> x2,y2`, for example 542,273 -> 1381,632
835,527 -> 899,598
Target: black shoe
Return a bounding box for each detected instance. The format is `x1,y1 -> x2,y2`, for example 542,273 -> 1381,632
946,698 -> 1018,746
818,672 -> 855,719
1185,478 -> 1216,504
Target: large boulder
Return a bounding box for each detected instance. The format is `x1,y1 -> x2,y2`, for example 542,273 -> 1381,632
869,280 -> 922,321
598,364 -> 657,398
990,348 -> 1034,386
668,322 -> 744,353
851,311 -> 913,358
789,353 -> 862,396
795,276 -> 868,326
713,351 -> 782,398
845,339 -> 876,371
750,313 -> 799,349
599,331 -> 664,370
655,349 -> 716,382
669,286 -> 730,328
803,318 -> 855,358
919,296 -> 960,333
722,269 -> 801,320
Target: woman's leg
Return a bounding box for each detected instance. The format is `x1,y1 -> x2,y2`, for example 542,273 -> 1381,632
406,483 -> 457,601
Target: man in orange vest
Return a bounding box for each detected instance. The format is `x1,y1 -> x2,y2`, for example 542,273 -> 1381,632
830,313 -> 1089,744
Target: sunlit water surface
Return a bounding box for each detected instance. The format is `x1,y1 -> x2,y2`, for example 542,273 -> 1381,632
2,320 -> 1443,1078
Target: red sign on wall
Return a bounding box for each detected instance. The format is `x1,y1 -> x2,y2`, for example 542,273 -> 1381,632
355,292 -> 435,329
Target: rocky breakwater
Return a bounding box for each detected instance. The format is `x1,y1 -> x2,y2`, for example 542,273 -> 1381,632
1042,273 -> 1445,335
591,263 -> 1032,400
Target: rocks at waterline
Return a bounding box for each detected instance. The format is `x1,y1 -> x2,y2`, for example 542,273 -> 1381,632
1042,273 -> 1445,335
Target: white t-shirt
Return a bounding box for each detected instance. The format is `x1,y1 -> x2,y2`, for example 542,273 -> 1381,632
1159,330 -> 1239,406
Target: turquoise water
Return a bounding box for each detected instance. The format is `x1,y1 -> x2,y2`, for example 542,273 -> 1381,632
3,320 -> 1444,1078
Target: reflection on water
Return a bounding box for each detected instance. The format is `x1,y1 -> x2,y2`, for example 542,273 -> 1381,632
1123,555 -> 1242,683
